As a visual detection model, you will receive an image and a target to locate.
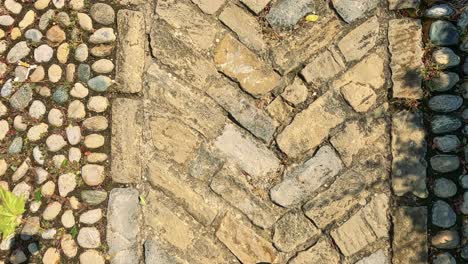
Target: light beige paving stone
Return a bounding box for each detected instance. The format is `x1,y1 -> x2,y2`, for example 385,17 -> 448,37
156,0 -> 223,51
241,0 -> 270,14
111,98 -> 142,183
338,16 -> 380,62
266,97 -> 292,123
388,18 -> 424,99
392,207 -> 427,264
391,111 -> 428,198
144,190 -> 239,264
214,34 -> 280,96
214,124 -> 281,180
150,21 -> 219,90
277,89 -> 348,158
116,10 -> 145,93
341,82 -> 377,112
288,238 -> 341,264
356,250 -> 389,264
333,52 -> 386,92
281,77 -> 309,106
191,0 -> 225,14
210,165 -> 280,228
273,209 -> 319,252
331,193 -> 389,256
301,49 -> 344,84
146,63 -> 226,140
331,119 -> 387,167
270,145 -> 343,207
147,159 -> 218,226
107,188 -> 141,264
305,169 -> 371,228
216,213 -> 277,263
150,117 -> 201,164
206,79 -> 277,142
271,14 -> 343,73
219,3 -> 265,51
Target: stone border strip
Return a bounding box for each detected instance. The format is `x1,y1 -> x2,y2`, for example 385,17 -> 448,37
107,0 -> 146,263
388,1 -> 429,263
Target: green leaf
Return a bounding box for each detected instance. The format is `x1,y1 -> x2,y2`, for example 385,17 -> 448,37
61,159 -> 68,168
0,188 -> 26,239
70,226 -> 78,238
34,190 -> 42,202
0,188 -> 25,216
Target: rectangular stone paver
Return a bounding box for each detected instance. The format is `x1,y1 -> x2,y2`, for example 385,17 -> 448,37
301,49 -> 345,84
144,190 -> 239,264
389,18 -> 424,99
149,117 -> 202,164
270,145 -> 343,207
331,193 -> 389,256
391,111 -> 427,198
219,3 -> 266,51
289,238 -> 341,264
147,159 -> 218,226
146,63 -> 226,140
216,213 -> 277,263
210,166 -> 279,228
304,169 -> 370,228
214,124 -> 281,180
214,34 -> 280,97
337,16 -> 380,62
206,80 -> 277,142
271,14 -> 343,73
150,21 -> 219,90
276,89 -> 348,158
392,206 -> 428,264
111,98 -> 142,183
107,188 -> 141,264
191,0 -> 225,14
331,119 -> 387,167
241,0 -> 270,14
116,10 -> 145,94
156,0 -> 223,51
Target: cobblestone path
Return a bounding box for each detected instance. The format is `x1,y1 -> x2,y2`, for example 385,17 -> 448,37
0,0 -> 466,263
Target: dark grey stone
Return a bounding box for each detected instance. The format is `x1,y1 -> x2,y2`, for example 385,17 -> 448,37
9,84 -> 32,110
78,63 -> 91,82
434,178 -> 457,198
431,200 -> 456,228
429,20 -> 459,46
52,86 -> 69,105
430,155 -> 460,173
8,137 -> 22,154
458,7 -> 468,30
433,135 -> 460,153
431,115 -> 462,134
428,95 -> 462,113
433,252 -> 456,264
